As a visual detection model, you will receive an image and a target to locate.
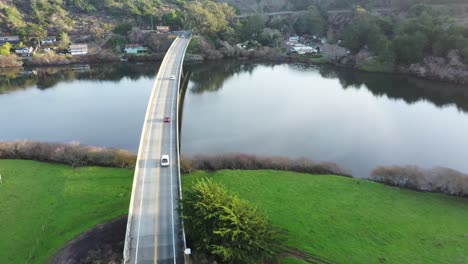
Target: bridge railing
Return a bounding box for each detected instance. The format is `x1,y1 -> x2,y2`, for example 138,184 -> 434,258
176,35 -> 192,263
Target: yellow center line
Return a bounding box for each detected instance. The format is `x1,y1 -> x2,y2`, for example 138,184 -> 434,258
153,44 -> 174,263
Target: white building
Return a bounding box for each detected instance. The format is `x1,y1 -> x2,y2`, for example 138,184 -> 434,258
69,44 -> 88,55
124,44 -> 148,54
0,36 -> 19,44
15,47 -> 34,56
40,36 -> 57,45
289,36 -> 300,42
291,46 -> 318,55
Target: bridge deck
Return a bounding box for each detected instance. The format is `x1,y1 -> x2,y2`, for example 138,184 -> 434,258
124,35 -> 191,264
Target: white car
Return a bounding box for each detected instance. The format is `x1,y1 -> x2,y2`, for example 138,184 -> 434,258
161,155 -> 170,167
169,75 -> 175,80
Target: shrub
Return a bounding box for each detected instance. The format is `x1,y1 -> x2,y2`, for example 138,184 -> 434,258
371,166 -> 468,197
30,52 -> 70,66
180,153 -> 352,177
112,23 -> 133,35
0,54 -> 22,67
0,140 -> 136,168
182,179 -> 284,263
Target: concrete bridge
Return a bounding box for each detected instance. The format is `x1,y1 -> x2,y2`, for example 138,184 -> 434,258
124,33 -> 191,264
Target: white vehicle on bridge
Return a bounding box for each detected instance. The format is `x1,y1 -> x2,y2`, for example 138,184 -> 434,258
161,155 -> 170,167
169,75 -> 175,80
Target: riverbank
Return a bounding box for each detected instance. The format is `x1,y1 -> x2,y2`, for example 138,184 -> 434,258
4,46 -> 468,86
2,158 -> 467,263
0,160 -> 132,264
187,31 -> 468,85
183,169 -> 468,264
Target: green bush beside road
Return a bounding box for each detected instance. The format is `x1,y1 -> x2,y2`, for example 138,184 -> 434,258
0,160 -> 133,264
183,170 -> 468,264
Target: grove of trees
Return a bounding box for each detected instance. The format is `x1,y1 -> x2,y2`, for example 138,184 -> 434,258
184,0 -> 237,36
342,5 -> 468,66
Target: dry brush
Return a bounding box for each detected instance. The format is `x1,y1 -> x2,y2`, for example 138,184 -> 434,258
180,153 -> 352,177
0,140 -> 136,168
371,165 -> 468,197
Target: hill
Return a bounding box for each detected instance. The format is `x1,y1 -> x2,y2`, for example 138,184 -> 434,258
0,0 -> 177,41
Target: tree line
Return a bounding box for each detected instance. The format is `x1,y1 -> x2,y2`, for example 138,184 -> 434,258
342,5 -> 468,66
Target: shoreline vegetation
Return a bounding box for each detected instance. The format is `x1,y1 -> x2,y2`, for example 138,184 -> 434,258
3,161 -> 467,264
3,47 -> 468,85
0,2 -> 468,84
0,140 -> 136,168
1,141 -> 466,197
1,142 -> 467,263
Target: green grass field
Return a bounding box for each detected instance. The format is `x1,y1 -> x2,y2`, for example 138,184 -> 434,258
183,170 -> 468,264
0,160 -> 133,264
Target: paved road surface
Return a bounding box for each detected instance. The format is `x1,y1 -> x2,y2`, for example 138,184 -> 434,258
124,35 -> 191,264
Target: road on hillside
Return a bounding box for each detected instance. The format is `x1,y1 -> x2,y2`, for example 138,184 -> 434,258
237,8 -> 394,18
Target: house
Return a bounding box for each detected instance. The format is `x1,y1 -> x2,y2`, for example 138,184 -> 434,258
15,47 -> 34,56
156,26 -> 170,34
124,44 -> 148,54
236,43 -> 247,49
289,35 -> 300,42
291,46 -> 318,55
68,44 -> 88,55
236,41 -> 249,50
0,36 -> 20,44
40,36 -> 57,45
141,29 -> 157,34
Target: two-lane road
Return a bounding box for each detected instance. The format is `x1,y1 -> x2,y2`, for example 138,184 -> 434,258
124,36 -> 191,264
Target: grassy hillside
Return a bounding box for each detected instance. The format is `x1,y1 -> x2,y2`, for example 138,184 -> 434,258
0,160 -> 133,264
183,170 -> 468,264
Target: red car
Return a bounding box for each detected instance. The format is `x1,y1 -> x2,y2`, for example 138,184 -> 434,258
164,117 -> 171,123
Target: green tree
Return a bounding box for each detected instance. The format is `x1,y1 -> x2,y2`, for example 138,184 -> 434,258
184,0 -> 236,36
0,43 -> 12,55
342,15 -> 384,54
239,14 -> 266,41
392,32 -> 428,64
293,6 -> 326,36
57,32 -> 71,49
182,179 -> 284,264
113,23 -> 133,35
26,23 -> 47,47
3,5 -> 26,31
258,28 -> 282,47
162,11 -> 184,30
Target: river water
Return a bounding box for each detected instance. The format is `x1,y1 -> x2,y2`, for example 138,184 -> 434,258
1,62 -> 468,177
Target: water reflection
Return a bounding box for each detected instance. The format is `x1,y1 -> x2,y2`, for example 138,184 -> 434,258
326,68 -> 468,113
0,63 -> 158,94
186,62 -> 468,113
182,62 -> 468,177
186,61 -> 258,93
0,63 -> 158,152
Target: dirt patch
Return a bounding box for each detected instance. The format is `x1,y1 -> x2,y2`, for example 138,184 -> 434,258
49,215 -> 127,264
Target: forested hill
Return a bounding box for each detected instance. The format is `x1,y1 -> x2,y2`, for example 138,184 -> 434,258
1,0 -> 466,37
218,0 -> 467,13
0,0 -> 171,37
